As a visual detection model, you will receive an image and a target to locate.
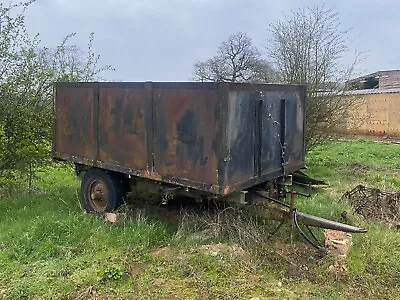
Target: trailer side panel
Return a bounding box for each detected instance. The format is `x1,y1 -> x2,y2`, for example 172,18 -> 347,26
53,82 -> 306,196
54,86 -> 95,160
223,91 -> 257,187
98,86 -> 148,171
152,86 -> 220,186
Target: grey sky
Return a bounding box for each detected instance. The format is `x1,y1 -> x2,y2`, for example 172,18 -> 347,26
23,0 -> 400,81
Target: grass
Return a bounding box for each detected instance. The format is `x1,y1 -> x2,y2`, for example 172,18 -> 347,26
0,139 -> 399,299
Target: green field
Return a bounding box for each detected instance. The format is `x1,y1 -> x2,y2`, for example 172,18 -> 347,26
0,139 -> 399,299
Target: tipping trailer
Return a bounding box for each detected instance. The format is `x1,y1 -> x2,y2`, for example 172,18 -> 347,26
53,81 -> 366,248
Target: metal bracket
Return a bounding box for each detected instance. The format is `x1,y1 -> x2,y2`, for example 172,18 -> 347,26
225,190 -> 249,205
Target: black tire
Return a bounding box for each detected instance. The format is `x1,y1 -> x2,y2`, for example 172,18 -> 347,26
80,168 -> 126,214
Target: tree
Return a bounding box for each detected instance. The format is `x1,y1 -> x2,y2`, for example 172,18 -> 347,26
193,32 -> 275,83
268,4 -> 362,149
0,1 -> 113,193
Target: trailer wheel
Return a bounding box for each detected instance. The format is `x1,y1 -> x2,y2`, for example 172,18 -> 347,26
80,168 -> 125,214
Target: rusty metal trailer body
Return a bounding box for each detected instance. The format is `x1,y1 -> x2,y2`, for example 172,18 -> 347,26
53,81 -> 367,249
53,81 -> 306,196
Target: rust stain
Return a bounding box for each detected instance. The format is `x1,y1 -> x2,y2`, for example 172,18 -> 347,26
142,170 -> 162,181
53,82 -> 306,196
55,87 -> 94,159
153,88 -> 219,185
98,87 -> 148,170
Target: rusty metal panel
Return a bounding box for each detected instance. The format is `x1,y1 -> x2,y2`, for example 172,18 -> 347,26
220,85 -> 306,192
258,89 -> 305,177
259,91 -> 284,176
54,86 -> 94,159
98,87 -> 148,170
223,91 -> 256,186
282,90 -> 305,171
152,86 -> 220,186
218,84 -> 305,193
53,82 -> 306,196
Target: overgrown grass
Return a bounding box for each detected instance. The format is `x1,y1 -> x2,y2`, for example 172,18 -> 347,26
298,139 -> 400,299
0,139 -> 399,299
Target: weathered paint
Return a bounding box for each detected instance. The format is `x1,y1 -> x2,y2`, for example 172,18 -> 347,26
224,91 -> 256,186
152,87 -> 219,185
53,82 -> 306,196
98,86 -> 148,170
54,86 -> 95,160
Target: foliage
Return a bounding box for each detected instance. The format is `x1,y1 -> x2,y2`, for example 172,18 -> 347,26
0,139 -> 398,299
193,32 -> 275,83
268,4 -> 363,149
0,1 -> 113,192
102,264 -> 125,282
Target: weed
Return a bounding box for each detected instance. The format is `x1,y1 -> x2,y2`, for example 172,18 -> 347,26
102,264 -> 125,282
0,139 -> 399,299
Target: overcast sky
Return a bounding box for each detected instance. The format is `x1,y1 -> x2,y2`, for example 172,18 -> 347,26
23,0 -> 400,81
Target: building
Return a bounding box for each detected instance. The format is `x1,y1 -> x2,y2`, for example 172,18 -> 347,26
347,70 -> 400,90
343,70 -> 400,137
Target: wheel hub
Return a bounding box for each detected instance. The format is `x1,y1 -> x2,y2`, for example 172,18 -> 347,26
88,180 -> 109,212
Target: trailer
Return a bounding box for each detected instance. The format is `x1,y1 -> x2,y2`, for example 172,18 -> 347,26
53,81 -> 366,250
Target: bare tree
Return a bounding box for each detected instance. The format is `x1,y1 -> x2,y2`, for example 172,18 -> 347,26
268,4 -> 363,149
193,32 -> 275,83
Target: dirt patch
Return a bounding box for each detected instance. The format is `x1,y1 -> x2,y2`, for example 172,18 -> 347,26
153,278 -> 166,287
347,162 -> 399,177
74,286 -> 107,300
163,296 -> 181,300
376,166 -> 400,177
150,243 -> 249,261
149,246 -> 173,259
275,242 -> 315,265
273,242 -> 316,277
198,243 -> 246,257
128,262 -> 147,276
273,239 -> 352,281
149,242 -> 255,276
348,162 -> 371,174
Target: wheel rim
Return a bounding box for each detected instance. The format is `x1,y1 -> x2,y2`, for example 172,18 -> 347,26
88,180 -> 109,212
